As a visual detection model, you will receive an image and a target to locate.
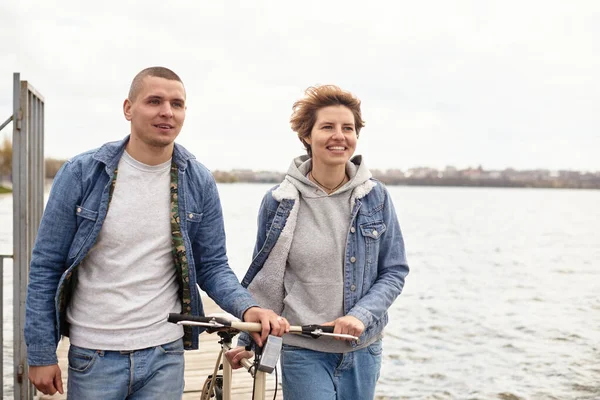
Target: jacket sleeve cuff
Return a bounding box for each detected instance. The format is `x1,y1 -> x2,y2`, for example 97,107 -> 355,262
27,345 -> 59,366
347,305 -> 374,328
237,302 -> 260,321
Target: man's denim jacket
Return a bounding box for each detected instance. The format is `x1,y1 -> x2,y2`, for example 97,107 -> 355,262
24,136 -> 258,366
238,177 -> 409,347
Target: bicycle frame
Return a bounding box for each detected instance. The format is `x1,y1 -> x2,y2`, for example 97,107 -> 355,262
222,338 -> 267,400
167,313 -> 359,400
200,330 -> 268,400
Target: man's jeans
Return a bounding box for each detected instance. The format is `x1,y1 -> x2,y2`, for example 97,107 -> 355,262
66,338 -> 185,399
280,339 -> 383,400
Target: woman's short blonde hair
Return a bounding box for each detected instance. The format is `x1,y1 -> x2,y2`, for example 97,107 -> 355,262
290,85 -> 365,156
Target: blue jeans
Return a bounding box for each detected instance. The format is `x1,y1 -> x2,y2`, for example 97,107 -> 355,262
280,339 -> 383,400
66,338 -> 185,399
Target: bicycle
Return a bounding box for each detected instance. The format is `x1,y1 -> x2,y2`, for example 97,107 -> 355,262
168,313 -> 359,400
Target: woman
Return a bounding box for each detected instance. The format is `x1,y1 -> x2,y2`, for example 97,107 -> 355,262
227,85 -> 409,399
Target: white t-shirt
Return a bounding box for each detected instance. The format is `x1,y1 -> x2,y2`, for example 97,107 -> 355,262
66,151 -> 183,350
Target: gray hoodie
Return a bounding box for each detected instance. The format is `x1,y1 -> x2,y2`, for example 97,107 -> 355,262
282,155 -> 373,352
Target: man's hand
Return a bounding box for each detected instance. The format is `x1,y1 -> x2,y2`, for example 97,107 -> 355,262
323,315 -> 365,341
242,307 -> 289,346
224,346 -> 254,370
29,364 -> 64,395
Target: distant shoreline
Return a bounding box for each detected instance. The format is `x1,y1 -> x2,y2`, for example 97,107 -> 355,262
212,174 -> 600,190
211,167 -> 600,190
214,180 -> 600,190
369,178 -> 600,190
25,158 -> 600,191
4,171 -> 598,193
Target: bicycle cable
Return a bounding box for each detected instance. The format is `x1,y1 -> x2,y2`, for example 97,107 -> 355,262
272,365 -> 278,400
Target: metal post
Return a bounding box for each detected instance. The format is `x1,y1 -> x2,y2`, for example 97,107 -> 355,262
4,72 -> 44,400
28,84 -> 45,233
28,89 -> 43,255
13,72 -> 30,400
39,96 -> 46,222
12,73 -> 47,400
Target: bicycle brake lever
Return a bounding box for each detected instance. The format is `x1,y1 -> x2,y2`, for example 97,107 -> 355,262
310,329 -> 359,342
176,320 -> 225,329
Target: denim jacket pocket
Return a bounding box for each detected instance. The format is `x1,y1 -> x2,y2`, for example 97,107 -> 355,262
359,221 -> 387,278
68,205 -> 98,259
359,221 -> 387,241
185,211 -> 203,239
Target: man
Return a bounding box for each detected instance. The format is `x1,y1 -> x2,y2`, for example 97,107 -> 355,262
25,67 -> 288,398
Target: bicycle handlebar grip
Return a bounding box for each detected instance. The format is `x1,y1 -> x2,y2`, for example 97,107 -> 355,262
301,324 -> 335,335
317,326 -> 335,333
230,320 -> 263,332
167,313 -> 209,324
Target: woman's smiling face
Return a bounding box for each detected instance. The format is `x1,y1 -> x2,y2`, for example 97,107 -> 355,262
306,105 -> 357,169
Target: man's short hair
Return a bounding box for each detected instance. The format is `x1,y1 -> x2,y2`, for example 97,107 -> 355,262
128,67 -> 184,101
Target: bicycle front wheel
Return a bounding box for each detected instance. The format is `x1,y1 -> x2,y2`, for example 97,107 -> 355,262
200,374 -> 223,400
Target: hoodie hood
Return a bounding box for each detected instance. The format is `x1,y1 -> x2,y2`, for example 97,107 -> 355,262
285,154 -> 372,199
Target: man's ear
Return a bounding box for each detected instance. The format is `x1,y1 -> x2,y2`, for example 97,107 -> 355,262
123,98 -> 132,121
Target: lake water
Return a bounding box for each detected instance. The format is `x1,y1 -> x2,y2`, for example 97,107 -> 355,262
2,184 -> 600,399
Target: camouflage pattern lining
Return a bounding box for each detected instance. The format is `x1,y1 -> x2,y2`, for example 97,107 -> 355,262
58,163 -> 194,347
170,163 -> 194,347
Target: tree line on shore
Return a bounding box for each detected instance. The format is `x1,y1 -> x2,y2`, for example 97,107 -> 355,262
0,138 -> 67,182
212,167 -> 600,189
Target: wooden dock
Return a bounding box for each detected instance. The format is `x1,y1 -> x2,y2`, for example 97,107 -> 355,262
37,297 -> 283,400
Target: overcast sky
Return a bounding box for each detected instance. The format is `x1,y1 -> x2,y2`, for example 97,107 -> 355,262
1,0 -> 598,172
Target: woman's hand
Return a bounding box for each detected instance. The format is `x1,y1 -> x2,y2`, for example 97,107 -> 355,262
224,346 -> 254,370
323,316 -> 365,341
242,307 -> 290,346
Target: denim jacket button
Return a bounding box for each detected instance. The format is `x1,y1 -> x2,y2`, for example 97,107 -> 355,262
77,207 -> 82,213
372,230 -> 378,237
350,226 -> 356,233
350,256 -> 356,263
350,284 -> 356,291
188,213 -> 193,219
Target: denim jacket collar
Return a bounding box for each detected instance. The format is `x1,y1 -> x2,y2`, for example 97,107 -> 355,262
92,135 -> 196,171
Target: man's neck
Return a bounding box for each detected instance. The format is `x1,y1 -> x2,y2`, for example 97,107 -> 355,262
125,138 -> 174,166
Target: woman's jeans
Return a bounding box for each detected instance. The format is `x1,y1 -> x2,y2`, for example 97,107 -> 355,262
281,339 -> 383,400
66,338 -> 185,399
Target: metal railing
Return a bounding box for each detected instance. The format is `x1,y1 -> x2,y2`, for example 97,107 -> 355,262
1,72 -> 45,400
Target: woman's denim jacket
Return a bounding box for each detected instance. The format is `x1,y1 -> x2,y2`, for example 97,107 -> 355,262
24,136 -> 258,366
239,177 -> 409,347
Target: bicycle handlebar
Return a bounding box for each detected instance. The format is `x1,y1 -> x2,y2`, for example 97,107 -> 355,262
167,313 -> 358,341
168,313 -> 263,331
